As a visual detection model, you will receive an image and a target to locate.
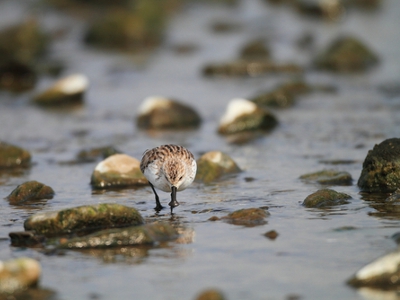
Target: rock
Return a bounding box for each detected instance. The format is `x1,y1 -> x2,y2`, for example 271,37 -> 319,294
9,231 -> 46,248
0,142 -> 31,168
358,138 -> 400,193
58,222 -> 178,249
0,257 -> 41,294
195,289 -> 226,300
222,208 -> 270,226
302,188 -> 352,208
136,96 -> 201,130
203,59 -> 302,77
0,61 -> 37,92
239,39 -> 270,60
315,35 -> 379,72
6,181 -> 55,205
217,98 -> 278,135
295,0 -> 345,21
195,151 -> 241,183
32,74 -> 89,106
24,203 -> 144,237
347,249 -> 400,289
76,146 -> 121,163
90,154 -> 148,188
263,230 -> 279,240
300,169 -> 353,185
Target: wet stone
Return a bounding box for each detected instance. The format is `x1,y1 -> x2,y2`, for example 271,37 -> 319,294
9,231 -> 46,248
0,141 -> 31,169
90,154 -> 148,189
347,249 -> 400,289
58,222 -> 178,249
195,289 -> 226,300
218,98 -> 278,135
24,203 -> 144,237
302,188 -> 352,208
264,230 -> 279,240
6,180 -> 55,205
195,151 -> 241,183
33,74 -> 89,106
239,39 -> 270,60
76,146 -> 121,163
295,0 -> 345,21
0,257 -> 41,294
358,138 -> 400,193
300,169 -> 353,185
136,96 -> 201,130
315,35 -> 379,72
222,208 -> 270,227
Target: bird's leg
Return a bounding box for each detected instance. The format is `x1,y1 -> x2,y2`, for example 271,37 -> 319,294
149,182 -> 163,211
169,186 -> 179,214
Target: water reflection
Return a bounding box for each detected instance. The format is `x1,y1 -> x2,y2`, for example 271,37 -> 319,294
360,192 -> 400,220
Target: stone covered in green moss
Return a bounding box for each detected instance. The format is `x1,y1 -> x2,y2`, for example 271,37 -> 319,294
24,203 -> 144,237
59,222 -> 178,249
90,154 -> 148,188
218,98 -> 277,135
136,96 -> 201,130
358,138 -> 400,193
315,35 -> 379,72
6,181 -> 54,205
195,151 -> 241,183
222,208 -> 270,226
0,257 -> 41,294
302,188 -> 351,208
0,142 -> 31,168
300,169 -> 353,185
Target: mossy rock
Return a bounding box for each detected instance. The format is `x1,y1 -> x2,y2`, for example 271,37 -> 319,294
136,96 -> 201,130
315,35 -> 379,72
222,208 -> 270,226
358,138 -> 400,193
59,222 -> 178,249
0,141 -> 31,168
90,154 -> 148,188
24,203 -> 144,237
6,180 -> 54,205
195,151 -> 241,183
76,145 -> 121,163
195,289 -> 226,300
302,188 -> 351,208
300,169 -> 353,185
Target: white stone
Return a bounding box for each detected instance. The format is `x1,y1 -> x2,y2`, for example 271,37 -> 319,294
219,98 -> 257,126
95,154 -> 140,174
137,96 -> 172,115
55,74 -> 89,94
355,251 -> 400,280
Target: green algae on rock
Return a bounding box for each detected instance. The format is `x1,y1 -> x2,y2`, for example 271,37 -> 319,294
195,151 -> 241,183
90,154 -> 148,188
222,208 -> 270,226
58,222 -> 178,249
315,35 -> 379,72
33,74 -> 89,106
302,188 -> 351,208
218,98 -> 278,135
6,180 -> 54,205
0,257 -> 41,294
0,142 -> 31,168
24,203 -> 144,237
347,249 -> 400,289
136,96 -> 201,130
358,138 -> 400,193
300,169 -> 353,185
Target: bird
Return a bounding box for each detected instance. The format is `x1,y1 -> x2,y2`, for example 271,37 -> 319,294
140,144 -> 197,213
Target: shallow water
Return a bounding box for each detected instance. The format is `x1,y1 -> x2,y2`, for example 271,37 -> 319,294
1,0 -> 400,299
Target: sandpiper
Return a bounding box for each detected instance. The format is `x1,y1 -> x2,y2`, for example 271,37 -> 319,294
140,144 -> 197,213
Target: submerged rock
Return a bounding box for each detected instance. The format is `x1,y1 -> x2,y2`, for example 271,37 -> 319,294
203,59 -> 302,77
300,169 -> 353,185
136,96 -> 201,130
195,151 -> 241,183
0,257 -> 41,294
9,231 -> 46,248
263,230 -> 279,240
302,188 -> 352,208
347,249 -> 400,289
76,145 -> 121,163
239,39 -> 270,60
222,208 -> 270,226
195,289 -> 226,300
295,0 -> 345,21
24,203 -> 144,237
218,98 -> 278,135
358,138 -> 400,193
315,35 -> 379,72
59,222 -> 178,249
90,154 -> 148,188
6,180 -> 54,205
33,74 -> 89,106
0,142 -> 31,168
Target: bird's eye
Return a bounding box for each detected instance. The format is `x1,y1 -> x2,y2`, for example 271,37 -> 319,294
179,176 -> 183,181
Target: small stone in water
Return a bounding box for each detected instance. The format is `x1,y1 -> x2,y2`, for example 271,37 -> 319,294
0,141 -> 31,168
6,180 -> 55,205
208,216 -> 220,221
195,289 -> 226,300
300,169 -> 353,185
222,208 -> 270,227
302,188 -> 351,208
264,230 -> 279,240
195,151 -> 241,183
